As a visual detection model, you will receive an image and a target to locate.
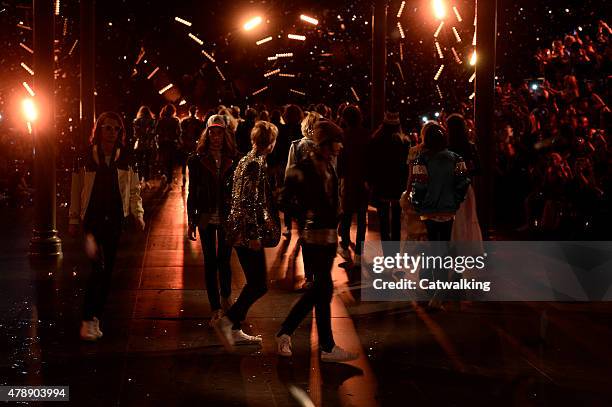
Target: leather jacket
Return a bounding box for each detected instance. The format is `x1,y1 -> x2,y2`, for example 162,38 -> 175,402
281,151 -> 339,244
186,152 -> 235,229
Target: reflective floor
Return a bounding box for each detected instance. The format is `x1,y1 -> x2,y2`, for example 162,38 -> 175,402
1,178 -> 612,406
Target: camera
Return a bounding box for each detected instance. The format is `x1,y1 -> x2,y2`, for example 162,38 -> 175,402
527,77 -> 545,91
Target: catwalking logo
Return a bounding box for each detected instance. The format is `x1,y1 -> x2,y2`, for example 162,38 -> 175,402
372,253 -> 487,274
372,278 -> 492,292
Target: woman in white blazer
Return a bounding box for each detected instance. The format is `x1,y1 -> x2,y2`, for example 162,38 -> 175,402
69,111 -> 144,341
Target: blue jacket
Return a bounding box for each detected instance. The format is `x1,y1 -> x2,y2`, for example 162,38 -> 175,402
409,149 -> 471,215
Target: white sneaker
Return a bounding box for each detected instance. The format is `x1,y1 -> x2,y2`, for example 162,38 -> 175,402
337,246 -> 352,262
93,317 -> 103,338
213,316 -> 235,350
354,254 -> 361,267
276,334 -> 292,357
232,329 -> 263,345
320,346 -> 358,363
80,320 -> 99,341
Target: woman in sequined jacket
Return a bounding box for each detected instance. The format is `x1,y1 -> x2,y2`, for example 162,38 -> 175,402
213,121 -> 280,348
187,114 -> 237,322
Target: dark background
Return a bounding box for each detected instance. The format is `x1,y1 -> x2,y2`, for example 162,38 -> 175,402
0,0 -> 605,133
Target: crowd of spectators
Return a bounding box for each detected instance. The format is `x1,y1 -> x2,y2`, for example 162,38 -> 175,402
492,19 -> 611,238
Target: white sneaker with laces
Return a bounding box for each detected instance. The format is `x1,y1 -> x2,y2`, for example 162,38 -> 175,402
213,316 -> 235,350
80,321 -> 99,341
320,346 -> 358,363
232,329 -> 263,345
93,317 -> 103,338
337,246 -> 352,262
276,334 -> 292,357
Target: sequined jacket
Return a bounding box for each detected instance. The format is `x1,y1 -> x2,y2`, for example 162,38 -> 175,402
227,151 -> 279,247
409,149 -> 470,215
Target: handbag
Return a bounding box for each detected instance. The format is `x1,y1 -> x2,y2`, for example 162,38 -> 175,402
261,209 -> 281,247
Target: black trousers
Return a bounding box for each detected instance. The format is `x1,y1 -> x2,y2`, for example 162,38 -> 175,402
278,243 -> 336,353
199,223 -> 232,311
178,149 -> 191,185
376,200 -> 401,258
422,219 -> 454,295
137,148 -> 156,182
339,205 -> 367,255
226,246 -> 268,330
424,219 -> 453,241
82,219 -> 122,321
159,145 -> 176,181
376,200 -> 401,241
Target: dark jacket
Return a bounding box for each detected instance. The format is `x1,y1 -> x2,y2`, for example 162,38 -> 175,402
180,116 -> 204,153
367,133 -> 409,201
133,117 -> 157,151
338,125 -> 370,211
156,116 -> 180,149
409,149 -> 471,215
235,120 -> 256,154
281,152 -> 339,234
272,123 -> 302,167
186,153 -> 235,229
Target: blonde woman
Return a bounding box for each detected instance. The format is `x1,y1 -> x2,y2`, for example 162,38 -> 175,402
214,121 -> 280,348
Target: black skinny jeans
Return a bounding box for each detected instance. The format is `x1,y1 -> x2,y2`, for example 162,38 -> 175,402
82,219 -> 122,321
199,223 -> 232,311
278,243 -> 336,353
339,205 -> 367,255
226,246 -> 268,330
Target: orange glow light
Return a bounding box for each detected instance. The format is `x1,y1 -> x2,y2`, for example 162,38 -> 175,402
243,16 -> 263,31
433,0 -> 446,20
22,98 -> 38,122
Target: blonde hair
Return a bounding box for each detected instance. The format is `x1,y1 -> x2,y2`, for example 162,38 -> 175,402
300,111 -> 321,138
218,108 -> 238,132
250,121 -> 278,149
